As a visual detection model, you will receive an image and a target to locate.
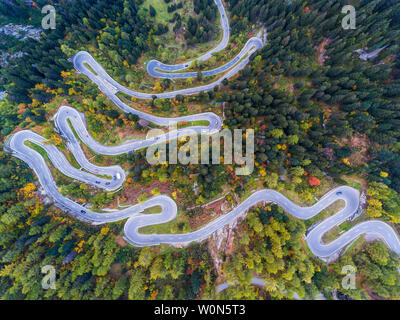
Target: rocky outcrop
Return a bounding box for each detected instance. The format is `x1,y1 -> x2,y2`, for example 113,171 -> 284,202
0,23 -> 42,40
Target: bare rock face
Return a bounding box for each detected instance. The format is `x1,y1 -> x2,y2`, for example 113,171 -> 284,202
208,206 -> 248,274
138,119 -> 149,127
354,46 -> 387,61
349,190 -> 367,221
1,51 -> 25,68
220,200 -> 232,213
0,23 -> 42,41
0,90 -> 7,101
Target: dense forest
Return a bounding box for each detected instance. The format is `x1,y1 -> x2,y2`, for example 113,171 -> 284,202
216,0 -> 400,299
4,0 -> 150,104
225,0 -> 400,193
0,0 -> 48,24
0,0 -> 399,300
184,0 -> 218,45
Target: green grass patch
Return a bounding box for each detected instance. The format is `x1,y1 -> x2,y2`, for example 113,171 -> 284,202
83,62 -> 98,76
81,168 -> 112,180
347,181 -> 362,191
25,141 -> 49,161
67,119 -> 124,164
67,118 -> 80,141
65,151 -> 81,169
177,120 -> 210,128
116,91 -> 133,104
139,0 -> 174,24
304,200 -> 345,229
142,206 -> 163,214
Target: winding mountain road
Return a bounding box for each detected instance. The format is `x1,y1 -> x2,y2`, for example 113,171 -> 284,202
53,106 -> 221,156
71,0 -> 264,100
4,0 -> 400,263
146,37 -> 263,79
146,0 -> 231,78
6,120 -> 400,260
72,35 -> 262,100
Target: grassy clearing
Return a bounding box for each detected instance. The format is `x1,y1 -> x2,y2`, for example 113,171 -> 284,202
116,92 -> 135,105
347,181 -> 362,191
67,118 -> 80,141
322,214 -> 369,243
139,0 -> 176,24
138,0 -> 224,65
304,200 -> 345,229
139,216 -> 184,234
142,206 -> 163,214
177,120 -> 210,128
82,168 -> 112,180
25,141 -> 49,161
341,174 -> 367,191
67,118 -> 123,164
65,151 -> 81,169
83,62 -> 98,76
109,135 -> 144,144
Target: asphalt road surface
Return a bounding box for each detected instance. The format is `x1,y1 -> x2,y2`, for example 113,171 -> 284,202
72,37 -> 262,100
122,186 -> 400,260
5,0 -> 400,262
53,105 -> 222,156
5,126 -> 400,261
71,2 -> 265,100
146,0 -> 231,77
147,37 -> 263,79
